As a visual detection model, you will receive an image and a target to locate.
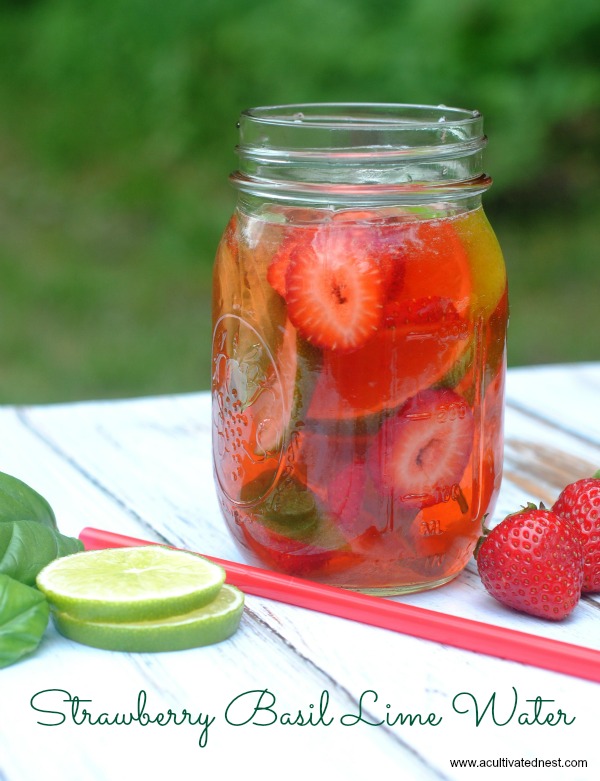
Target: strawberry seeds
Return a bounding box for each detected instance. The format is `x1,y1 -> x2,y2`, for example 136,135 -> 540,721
476,471 -> 600,620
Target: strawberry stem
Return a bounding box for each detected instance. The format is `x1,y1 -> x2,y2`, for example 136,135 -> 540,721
507,501 -> 543,519
593,470 -> 600,480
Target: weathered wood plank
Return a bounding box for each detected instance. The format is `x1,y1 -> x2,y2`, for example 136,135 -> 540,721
506,363 -> 600,448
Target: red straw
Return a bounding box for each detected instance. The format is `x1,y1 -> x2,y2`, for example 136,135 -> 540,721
79,526 -> 600,684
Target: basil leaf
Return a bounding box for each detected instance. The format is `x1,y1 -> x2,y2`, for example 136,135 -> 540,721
0,471 -> 57,529
0,520 -> 83,586
0,574 -> 49,668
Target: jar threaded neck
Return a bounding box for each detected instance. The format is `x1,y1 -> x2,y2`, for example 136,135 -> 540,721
232,103 -> 491,204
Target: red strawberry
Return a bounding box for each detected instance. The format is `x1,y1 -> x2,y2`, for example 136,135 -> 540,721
552,471 -> 600,592
368,388 -> 474,508
285,228 -> 384,352
476,505 -> 584,620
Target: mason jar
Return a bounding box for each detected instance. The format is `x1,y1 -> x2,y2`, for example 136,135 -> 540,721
212,103 -> 507,595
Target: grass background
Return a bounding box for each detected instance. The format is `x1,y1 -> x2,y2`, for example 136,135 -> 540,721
0,0 -> 599,404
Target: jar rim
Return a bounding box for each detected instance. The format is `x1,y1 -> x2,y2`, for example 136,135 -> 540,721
241,102 -> 482,130
237,102 -> 486,160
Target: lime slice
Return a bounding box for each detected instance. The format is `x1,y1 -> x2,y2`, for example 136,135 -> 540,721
52,584 -> 244,652
453,208 -> 507,319
36,546 -> 226,622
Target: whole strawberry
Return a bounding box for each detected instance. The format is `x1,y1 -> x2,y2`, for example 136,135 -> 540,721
475,505 -> 584,621
553,471 -> 600,592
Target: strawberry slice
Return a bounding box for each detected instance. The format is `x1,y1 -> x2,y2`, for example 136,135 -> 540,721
285,226 -> 384,352
239,511 -> 360,577
306,295 -> 469,421
305,219 -> 473,420
368,388 -> 474,508
330,210 -> 406,291
327,459 -> 370,536
266,227 -> 317,298
383,295 -> 463,330
266,243 -> 292,298
387,219 -> 472,304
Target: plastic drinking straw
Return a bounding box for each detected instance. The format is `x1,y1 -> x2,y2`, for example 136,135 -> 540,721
79,526 -> 600,684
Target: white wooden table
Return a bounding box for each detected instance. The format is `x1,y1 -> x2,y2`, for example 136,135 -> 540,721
1,363 -> 599,781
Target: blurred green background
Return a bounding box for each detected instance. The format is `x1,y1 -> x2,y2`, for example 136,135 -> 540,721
0,0 -> 598,404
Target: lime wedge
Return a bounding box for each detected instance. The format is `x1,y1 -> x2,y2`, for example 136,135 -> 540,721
52,584 -> 244,652
36,546 -> 226,622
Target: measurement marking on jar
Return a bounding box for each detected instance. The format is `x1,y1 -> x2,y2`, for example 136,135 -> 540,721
420,520 -> 443,537
436,401 -> 469,422
404,400 -> 469,424
404,412 -> 432,421
429,483 -> 462,504
399,493 -> 430,503
406,330 -> 437,342
423,554 -> 445,569
405,322 -> 469,342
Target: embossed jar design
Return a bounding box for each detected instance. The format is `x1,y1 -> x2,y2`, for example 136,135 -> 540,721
212,103 -> 508,594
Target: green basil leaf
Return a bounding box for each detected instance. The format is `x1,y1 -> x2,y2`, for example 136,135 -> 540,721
0,521 -> 83,586
0,574 -> 49,668
0,471 -> 57,529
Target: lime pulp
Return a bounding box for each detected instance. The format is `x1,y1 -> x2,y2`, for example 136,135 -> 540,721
36,546 -> 226,622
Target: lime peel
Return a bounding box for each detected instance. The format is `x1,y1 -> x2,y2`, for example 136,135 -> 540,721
52,584 -> 245,653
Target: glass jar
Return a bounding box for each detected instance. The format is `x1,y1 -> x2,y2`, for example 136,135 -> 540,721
212,103 -> 507,595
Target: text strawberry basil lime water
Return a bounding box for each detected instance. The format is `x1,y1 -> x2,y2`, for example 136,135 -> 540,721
212,104 -> 507,594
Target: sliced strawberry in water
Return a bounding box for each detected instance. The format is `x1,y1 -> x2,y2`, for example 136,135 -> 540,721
266,244 -> 292,298
266,228 -> 317,298
285,226 -> 384,352
327,459 -> 369,537
307,296 -> 469,421
292,422 -> 374,503
383,295 -> 463,330
330,211 -> 407,291
305,220 -> 473,420
386,219 -> 472,305
368,388 -> 474,509
239,513 -> 360,577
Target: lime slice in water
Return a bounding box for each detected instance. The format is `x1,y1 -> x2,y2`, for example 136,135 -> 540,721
453,208 -> 506,318
52,584 -> 245,652
36,546 -> 226,622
